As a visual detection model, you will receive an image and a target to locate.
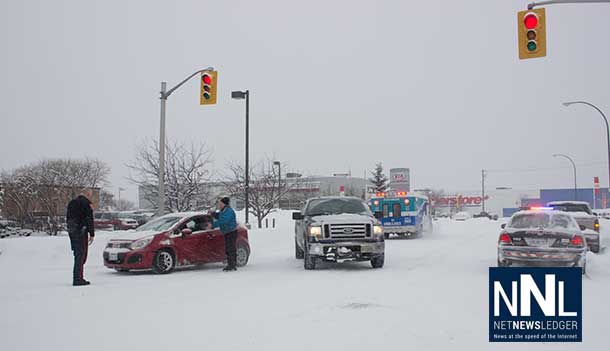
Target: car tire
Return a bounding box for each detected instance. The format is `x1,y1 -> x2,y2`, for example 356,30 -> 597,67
384,233 -> 390,239
591,245 -> 600,254
371,254 -> 385,269
152,249 -> 175,274
497,258 -> 509,267
295,239 -> 304,259
304,245 -> 316,270
236,243 -> 250,267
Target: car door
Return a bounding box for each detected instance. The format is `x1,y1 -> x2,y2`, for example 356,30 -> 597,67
173,216 -> 209,265
204,228 -> 226,262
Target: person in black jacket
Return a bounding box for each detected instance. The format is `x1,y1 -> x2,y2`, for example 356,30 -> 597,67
66,195 -> 95,286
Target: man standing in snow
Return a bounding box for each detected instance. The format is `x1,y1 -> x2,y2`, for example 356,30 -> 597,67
66,194 -> 95,286
210,197 -> 238,272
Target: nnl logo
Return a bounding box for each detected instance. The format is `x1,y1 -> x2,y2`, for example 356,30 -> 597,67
489,267 -> 581,343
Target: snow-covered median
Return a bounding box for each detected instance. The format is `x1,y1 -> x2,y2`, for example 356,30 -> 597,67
0,213 -> 608,351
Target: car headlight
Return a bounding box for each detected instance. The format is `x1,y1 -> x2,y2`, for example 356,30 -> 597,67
130,237 -> 153,250
373,225 -> 383,235
308,226 -> 322,237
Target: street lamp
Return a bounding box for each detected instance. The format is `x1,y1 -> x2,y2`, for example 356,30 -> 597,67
553,153 -> 577,200
563,101 -> 609,195
273,161 -> 281,209
232,90 -> 250,225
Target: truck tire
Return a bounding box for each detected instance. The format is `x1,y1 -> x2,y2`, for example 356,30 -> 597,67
371,254 -> 384,269
295,239 -> 304,259
304,245 -> 316,270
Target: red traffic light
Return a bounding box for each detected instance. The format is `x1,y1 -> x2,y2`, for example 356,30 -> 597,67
524,13 -> 538,29
202,74 -> 212,84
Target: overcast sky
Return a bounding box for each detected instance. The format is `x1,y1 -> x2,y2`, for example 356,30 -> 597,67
1,0 -> 609,202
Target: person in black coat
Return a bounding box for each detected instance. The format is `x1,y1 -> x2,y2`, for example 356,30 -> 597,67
66,195 -> 95,286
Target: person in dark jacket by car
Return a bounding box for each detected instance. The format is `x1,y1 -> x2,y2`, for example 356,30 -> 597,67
210,197 -> 238,271
66,194 -> 95,286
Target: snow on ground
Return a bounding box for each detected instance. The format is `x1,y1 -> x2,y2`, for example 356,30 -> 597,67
0,213 -> 609,351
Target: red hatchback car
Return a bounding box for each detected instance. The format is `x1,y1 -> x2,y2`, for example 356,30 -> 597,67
103,212 -> 250,274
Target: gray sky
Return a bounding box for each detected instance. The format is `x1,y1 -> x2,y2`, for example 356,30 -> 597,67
1,0 -> 609,202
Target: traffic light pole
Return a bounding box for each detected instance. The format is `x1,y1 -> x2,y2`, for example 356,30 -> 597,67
157,67 -> 214,216
528,0 -> 610,10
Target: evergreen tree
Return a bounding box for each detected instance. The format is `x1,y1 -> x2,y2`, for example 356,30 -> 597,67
369,163 -> 388,192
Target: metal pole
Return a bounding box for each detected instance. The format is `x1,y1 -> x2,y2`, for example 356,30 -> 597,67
528,0 -> 610,10
553,154 -> 577,200
563,101 -> 610,198
245,90 -> 250,225
158,82 -> 167,215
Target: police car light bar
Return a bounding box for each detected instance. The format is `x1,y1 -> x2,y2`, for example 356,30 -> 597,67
530,206 -> 553,211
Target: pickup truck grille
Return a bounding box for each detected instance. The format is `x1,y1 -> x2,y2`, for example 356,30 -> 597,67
326,223 -> 370,239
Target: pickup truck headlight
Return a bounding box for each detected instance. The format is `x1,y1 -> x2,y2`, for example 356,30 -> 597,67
373,225 -> 383,235
130,237 -> 153,250
308,226 -> 322,237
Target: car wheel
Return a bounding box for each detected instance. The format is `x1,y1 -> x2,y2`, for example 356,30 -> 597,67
371,254 -> 385,269
591,245 -> 600,254
295,239 -> 304,259
236,244 -> 250,267
384,233 -> 390,239
152,250 -> 175,274
304,245 -> 316,270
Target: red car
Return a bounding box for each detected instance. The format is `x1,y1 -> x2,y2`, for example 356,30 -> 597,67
95,212 -> 139,231
103,212 -> 250,273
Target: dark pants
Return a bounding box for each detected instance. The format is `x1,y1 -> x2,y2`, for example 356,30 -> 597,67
224,230 -> 238,268
69,228 -> 88,282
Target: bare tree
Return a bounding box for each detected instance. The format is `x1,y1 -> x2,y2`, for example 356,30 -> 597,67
127,139 -> 214,212
224,159 -> 298,228
115,199 -> 136,211
0,158 -> 110,233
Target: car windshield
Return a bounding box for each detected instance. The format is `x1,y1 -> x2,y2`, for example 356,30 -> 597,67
509,213 -> 578,230
550,203 -> 591,214
306,198 -> 370,216
135,216 -> 182,232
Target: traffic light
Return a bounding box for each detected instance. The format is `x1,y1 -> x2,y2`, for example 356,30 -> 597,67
517,8 -> 546,59
200,70 -> 218,105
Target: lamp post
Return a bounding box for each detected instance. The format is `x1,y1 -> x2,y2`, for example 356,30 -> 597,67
232,90 -> 250,225
157,67 -> 214,216
553,153 -> 577,200
273,160 -> 281,208
118,187 -> 125,209
563,101 -> 609,195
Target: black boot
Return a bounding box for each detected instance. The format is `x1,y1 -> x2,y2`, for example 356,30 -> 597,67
73,280 -> 91,286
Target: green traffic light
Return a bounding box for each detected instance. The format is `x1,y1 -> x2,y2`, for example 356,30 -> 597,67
203,92 -> 211,100
527,41 -> 537,52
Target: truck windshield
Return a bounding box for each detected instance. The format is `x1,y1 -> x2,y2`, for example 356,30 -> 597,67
306,198 -> 370,216
550,204 -> 591,214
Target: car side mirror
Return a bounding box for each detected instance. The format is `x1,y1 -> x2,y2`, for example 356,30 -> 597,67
500,223 -> 506,229
181,228 -> 193,237
579,225 -> 586,231
292,212 -> 304,220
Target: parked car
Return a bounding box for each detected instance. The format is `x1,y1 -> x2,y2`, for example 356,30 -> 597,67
473,211 -> 498,220
103,212 -> 250,274
120,213 -> 151,226
292,196 -> 385,270
453,211 -> 472,221
94,212 -> 139,231
497,210 -> 587,274
547,201 -> 601,253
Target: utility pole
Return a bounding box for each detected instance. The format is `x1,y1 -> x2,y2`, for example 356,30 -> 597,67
481,170 -> 487,212
231,90 -> 250,226
157,67 -> 215,216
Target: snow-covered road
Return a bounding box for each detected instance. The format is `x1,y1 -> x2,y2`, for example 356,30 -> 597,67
1,215 -> 609,350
